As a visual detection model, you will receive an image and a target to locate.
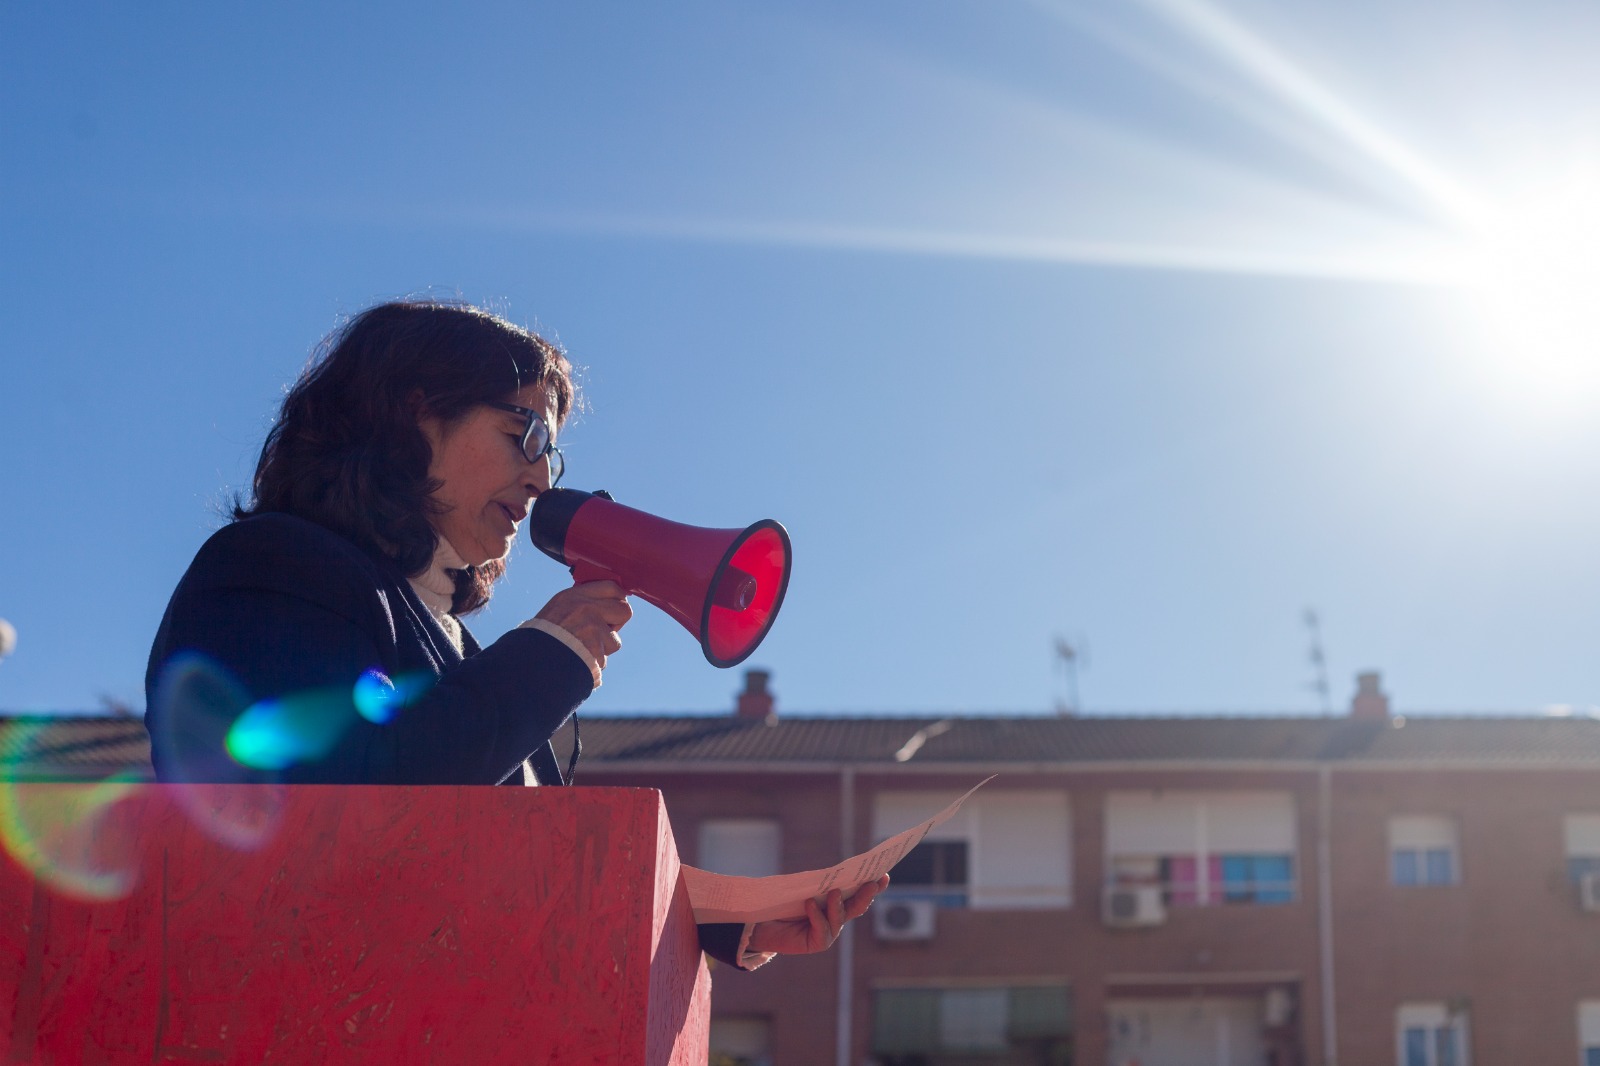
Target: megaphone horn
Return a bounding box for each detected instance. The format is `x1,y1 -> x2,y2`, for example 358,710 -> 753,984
528,488 -> 793,668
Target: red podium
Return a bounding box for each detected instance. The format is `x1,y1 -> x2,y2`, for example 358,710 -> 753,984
0,784 -> 711,1064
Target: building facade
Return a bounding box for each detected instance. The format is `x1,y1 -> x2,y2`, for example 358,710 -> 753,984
573,673 -> 1600,1066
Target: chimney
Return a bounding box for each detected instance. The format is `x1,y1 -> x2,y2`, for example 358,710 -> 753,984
736,669 -> 776,723
1350,671 -> 1390,720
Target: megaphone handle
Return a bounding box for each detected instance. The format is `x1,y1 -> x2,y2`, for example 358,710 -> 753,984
570,562 -> 625,588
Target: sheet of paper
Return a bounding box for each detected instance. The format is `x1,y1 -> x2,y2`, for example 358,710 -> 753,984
681,775 -> 996,925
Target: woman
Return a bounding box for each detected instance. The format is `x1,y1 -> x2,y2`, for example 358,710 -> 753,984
145,299 -> 883,970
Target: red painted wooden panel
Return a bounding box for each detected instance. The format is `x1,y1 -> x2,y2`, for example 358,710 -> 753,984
0,784 -> 710,1064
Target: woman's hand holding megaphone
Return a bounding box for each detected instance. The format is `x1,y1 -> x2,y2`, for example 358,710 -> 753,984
535,580 -> 633,672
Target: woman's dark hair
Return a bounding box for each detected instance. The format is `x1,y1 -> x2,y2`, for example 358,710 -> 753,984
236,300 -> 575,615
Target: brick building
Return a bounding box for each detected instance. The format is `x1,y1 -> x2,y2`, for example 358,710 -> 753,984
4,673 -> 1599,1065
572,672 -> 1600,1066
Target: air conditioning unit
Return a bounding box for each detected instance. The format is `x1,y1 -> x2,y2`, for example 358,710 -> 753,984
1581,871 -> 1600,911
1103,884 -> 1165,928
875,898 -> 937,940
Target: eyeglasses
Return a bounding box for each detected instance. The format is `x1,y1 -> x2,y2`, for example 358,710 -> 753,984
485,401 -> 565,486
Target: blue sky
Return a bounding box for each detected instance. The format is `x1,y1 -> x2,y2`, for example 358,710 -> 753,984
4,0 -> 1599,717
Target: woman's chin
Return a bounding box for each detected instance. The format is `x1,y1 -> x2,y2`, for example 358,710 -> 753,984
455,541 -> 501,569
457,525 -> 517,567
476,535 -> 516,567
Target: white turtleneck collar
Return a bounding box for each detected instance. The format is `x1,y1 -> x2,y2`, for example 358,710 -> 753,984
407,534 -> 604,690
408,537 -> 470,651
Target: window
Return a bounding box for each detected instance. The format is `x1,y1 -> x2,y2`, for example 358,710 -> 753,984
1106,791 -> 1297,906
699,819 -> 780,878
939,988 -> 1008,1051
1580,1000 -> 1600,1066
891,840 -> 970,907
1396,1002 -> 1469,1066
1564,814 -> 1600,888
874,790 -> 1071,909
709,1017 -> 770,1066
1222,854 -> 1295,903
1390,816 -> 1460,887
1107,996 -> 1270,1066
873,985 -> 1073,1066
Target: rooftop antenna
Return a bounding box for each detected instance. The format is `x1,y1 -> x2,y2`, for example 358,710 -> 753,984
1303,608 -> 1331,714
1053,633 -> 1087,716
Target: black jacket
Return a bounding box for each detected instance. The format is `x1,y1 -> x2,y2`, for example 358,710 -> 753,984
145,512 -> 590,786
143,512 -> 745,967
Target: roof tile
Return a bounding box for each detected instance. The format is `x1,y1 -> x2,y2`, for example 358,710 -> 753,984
6,712 -> 1600,781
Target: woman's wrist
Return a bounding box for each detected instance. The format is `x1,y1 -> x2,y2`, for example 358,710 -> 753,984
520,618 -> 603,687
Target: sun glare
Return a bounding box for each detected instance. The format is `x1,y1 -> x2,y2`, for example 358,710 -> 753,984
1460,166 -> 1600,402
490,0 -> 1599,422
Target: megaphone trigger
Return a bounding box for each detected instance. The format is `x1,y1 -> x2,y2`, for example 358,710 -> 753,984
569,561 -> 622,587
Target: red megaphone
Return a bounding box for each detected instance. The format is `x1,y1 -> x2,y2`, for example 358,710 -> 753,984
528,488 -> 793,668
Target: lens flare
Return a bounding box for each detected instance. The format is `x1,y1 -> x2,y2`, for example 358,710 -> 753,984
352,668 -> 434,724
224,686 -> 352,769
0,721 -> 144,901
173,781 -> 287,852
150,655 -> 433,844
149,653 -> 286,849
151,652 -> 258,782
225,669 -> 433,766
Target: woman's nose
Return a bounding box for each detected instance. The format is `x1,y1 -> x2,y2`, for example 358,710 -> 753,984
523,456 -> 552,494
